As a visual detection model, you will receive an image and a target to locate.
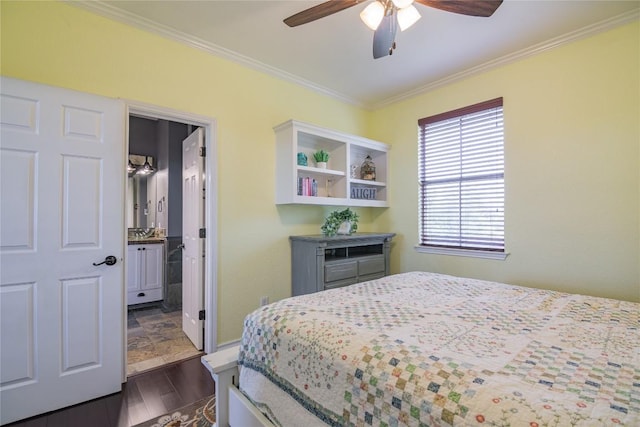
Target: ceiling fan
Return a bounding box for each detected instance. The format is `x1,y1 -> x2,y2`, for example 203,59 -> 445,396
284,0 -> 503,59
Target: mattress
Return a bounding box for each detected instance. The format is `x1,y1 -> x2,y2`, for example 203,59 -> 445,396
238,271 -> 639,426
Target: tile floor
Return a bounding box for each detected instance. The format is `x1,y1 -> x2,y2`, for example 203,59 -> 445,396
127,305 -> 202,376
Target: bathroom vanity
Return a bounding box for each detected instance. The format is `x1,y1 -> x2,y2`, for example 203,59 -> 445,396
127,232 -> 165,305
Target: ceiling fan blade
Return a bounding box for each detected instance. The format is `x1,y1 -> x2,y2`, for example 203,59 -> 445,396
284,0 -> 364,27
415,0 -> 503,17
373,14 -> 397,59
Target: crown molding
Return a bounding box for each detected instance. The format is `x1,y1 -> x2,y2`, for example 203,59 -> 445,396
68,1 -> 367,109
70,2 -> 637,111
373,8 -> 640,109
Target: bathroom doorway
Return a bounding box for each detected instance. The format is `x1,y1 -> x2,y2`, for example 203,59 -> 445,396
124,104 -> 217,376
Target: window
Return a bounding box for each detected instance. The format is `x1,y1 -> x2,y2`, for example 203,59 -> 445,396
417,98 -> 505,258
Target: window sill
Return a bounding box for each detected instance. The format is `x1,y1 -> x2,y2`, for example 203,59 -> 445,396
414,245 -> 509,260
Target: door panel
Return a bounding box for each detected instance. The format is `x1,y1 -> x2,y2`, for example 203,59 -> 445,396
0,94 -> 38,132
63,105 -> 104,141
0,77 -> 125,424
0,282 -> 35,386
0,149 -> 36,251
62,155 -> 102,248
143,245 -> 163,290
61,277 -> 102,372
127,246 -> 140,293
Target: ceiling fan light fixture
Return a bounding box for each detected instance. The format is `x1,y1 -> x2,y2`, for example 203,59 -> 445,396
360,1 -> 385,30
397,4 -> 421,31
391,0 -> 413,9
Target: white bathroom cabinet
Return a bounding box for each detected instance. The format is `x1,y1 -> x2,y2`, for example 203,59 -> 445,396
127,242 -> 164,305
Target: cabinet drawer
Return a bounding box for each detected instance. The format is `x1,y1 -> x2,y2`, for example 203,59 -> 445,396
127,287 -> 162,305
325,261 -> 357,283
359,272 -> 386,283
324,277 -> 358,291
358,256 -> 385,276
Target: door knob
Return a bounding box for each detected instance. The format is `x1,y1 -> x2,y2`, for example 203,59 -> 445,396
93,255 -> 117,266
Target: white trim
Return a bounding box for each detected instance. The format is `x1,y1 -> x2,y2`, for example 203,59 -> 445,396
414,245 -> 509,260
125,100 -> 219,355
374,9 -> 640,108
70,1 -> 365,109
72,2 -> 638,110
216,339 -> 241,352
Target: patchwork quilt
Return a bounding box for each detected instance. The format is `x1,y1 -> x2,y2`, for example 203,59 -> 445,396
238,271 -> 639,426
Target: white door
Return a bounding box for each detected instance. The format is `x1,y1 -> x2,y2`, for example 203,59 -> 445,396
0,77 -> 125,424
182,128 -> 204,350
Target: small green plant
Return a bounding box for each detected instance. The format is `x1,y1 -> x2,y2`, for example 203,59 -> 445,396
321,208 -> 359,236
313,149 -> 329,163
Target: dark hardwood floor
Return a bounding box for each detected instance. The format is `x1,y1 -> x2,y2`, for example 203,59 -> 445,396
7,355 -> 214,427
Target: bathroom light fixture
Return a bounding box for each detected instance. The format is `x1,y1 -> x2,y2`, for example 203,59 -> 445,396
137,156 -> 154,175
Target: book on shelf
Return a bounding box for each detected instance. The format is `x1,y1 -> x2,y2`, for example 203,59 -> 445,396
297,177 -> 318,196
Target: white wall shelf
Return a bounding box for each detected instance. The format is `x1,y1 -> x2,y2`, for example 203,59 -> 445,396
274,120 -> 389,207
350,178 -> 385,186
297,165 -> 346,177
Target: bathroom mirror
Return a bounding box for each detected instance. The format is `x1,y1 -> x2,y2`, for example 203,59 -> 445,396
127,174 -> 157,228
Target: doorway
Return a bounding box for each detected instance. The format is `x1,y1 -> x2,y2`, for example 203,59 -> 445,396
124,103 -> 217,376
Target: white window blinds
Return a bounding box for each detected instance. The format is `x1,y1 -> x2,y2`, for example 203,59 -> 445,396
418,98 -> 504,252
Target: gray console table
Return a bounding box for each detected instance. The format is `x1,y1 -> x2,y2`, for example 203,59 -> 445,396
290,233 -> 395,296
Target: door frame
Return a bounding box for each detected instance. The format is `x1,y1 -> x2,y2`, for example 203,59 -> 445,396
124,101 -> 218,378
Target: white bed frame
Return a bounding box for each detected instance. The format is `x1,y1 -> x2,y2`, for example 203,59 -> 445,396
201,345 -> 273,427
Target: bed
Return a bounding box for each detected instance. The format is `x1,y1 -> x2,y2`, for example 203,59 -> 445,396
202,271 -> 639,426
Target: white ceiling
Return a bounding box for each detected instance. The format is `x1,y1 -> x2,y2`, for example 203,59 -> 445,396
77,1 -> 639,108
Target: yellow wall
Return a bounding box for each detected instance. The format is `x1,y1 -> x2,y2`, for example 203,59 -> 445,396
0,1 -> 376,343
2,2 -> 638,346
370,21 -> 640,302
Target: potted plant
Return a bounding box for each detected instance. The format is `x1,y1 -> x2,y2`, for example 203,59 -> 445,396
321,208 -> 359,236
313,149 -> 329,168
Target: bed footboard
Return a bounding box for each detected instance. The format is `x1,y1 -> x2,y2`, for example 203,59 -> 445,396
228,386 -> 273,426
201,345 -> 273,427
202,346 -> 239,427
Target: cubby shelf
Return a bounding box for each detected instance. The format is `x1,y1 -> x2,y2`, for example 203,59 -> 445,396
350,178 -> 386,187
297,165 -> 346,177
274,120 -> 389,207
